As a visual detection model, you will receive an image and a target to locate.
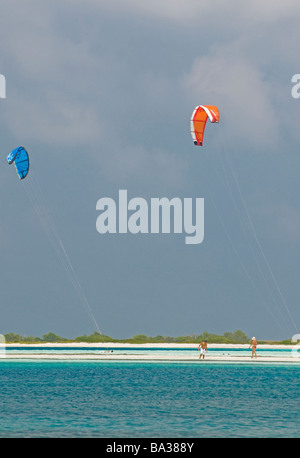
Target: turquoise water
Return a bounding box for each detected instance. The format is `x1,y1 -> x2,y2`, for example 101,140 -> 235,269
0,360 -> 299,438
5,345 -> 298,358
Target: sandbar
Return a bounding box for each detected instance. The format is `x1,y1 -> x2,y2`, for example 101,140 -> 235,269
1,343 -> 299,364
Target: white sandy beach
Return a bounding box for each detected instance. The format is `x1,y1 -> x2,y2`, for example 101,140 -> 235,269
6,342 -> 296,348
2,343 -> 300,364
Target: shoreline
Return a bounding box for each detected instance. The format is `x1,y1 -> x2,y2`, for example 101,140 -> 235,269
2,342 -> 299,364
4,342 -> 297,349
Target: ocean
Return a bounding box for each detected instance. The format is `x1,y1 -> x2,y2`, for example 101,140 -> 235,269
0,357 -> 299,438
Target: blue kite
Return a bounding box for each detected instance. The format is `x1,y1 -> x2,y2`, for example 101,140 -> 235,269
7,146 -> 29,179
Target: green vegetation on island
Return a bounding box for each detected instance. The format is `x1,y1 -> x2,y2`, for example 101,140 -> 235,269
2,330 -> 296,345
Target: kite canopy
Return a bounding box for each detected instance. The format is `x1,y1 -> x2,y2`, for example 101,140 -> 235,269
190,105 -> 219,146
7,146 -> 29,179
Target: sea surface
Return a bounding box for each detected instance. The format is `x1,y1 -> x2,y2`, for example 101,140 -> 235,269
0,349 -> 299,438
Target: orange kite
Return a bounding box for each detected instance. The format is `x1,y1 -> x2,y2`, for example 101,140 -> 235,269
190,105 -> 219,146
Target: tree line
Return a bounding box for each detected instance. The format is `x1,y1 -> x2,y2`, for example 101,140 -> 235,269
2,329 -> 289,344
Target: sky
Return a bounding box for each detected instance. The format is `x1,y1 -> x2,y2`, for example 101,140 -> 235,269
0,0 -> 300,340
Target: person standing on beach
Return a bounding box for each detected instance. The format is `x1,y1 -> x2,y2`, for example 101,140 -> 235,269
249,337 -> 257,359
198,340 -> 208,359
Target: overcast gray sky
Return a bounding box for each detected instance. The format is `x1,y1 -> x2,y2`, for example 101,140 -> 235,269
1,1 -> 300,340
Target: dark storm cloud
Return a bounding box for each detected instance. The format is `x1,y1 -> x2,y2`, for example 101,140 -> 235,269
0,0 -> 299,339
